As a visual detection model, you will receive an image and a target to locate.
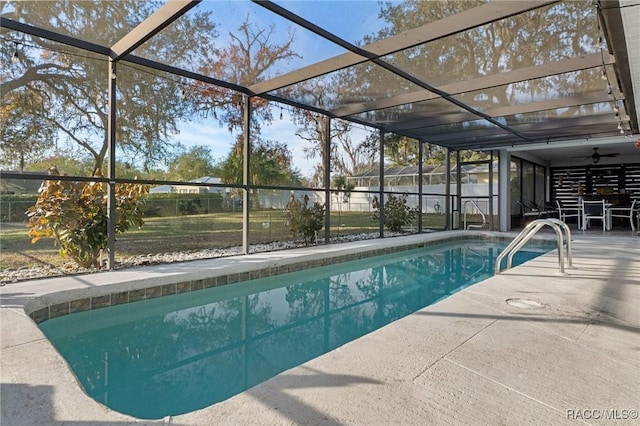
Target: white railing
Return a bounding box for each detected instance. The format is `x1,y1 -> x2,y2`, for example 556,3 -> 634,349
463,199 -> 486,230
495,218 -> 572,274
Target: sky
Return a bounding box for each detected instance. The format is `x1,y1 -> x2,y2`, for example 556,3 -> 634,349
175,109 -> 320,175
173,0 -> 393,178
175,107 -> 373,178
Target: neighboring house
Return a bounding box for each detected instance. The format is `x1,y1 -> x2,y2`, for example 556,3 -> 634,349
341,161 -> 519,214
149,176 -> 224,194
347,164 -> 451,188
346,161 -> 515,188
148,184 -> 174,194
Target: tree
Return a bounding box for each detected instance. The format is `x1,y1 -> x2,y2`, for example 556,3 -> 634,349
1,0 -> 218,172
354,1 -> 600,125
421,143 -> 490,165
194,17 -> 298,129
167,145 -> 222,181
382,134 -> 419,167
291,81 -> 378,186
292,107 -> 331,186
191,17 -> 300,184
0,90 -> 54,171
219,137 -> 301,193
114,161 -> 165,181
423,143 -> 448,165
23,154 -> 93,176
331,174 -> 354,206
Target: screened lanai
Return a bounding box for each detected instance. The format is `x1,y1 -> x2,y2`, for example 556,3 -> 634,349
1,0 -> 639,275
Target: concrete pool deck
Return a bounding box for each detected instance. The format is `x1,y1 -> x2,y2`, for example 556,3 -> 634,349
1,230 -> 638,425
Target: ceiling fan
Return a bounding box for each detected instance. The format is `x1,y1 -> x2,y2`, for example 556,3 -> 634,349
572,147 -> 620,164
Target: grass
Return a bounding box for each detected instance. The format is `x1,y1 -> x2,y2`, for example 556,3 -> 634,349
0,209 -> 455,271
1,210 -> 376,269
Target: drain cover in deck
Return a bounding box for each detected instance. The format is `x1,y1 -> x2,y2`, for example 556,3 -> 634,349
505,298 -> 546,309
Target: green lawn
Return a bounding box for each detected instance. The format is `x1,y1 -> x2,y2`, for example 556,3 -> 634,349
0,210 -> 450,271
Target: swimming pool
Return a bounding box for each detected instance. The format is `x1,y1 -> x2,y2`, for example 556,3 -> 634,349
38,239 -> 551,419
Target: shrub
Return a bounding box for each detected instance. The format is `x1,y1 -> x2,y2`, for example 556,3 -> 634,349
284,194 -> 325,245
142,193 -> 224,216
26,167 -> 149,268
142,204 -> 161,217
178,198 -> 202,215
371,194 -> 417,233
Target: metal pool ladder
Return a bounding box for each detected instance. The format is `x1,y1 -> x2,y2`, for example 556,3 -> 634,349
464,199 -> 486,230
495,218 -> 572,274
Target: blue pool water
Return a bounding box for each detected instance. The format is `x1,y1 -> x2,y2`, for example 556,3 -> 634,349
39,240 -> 551,419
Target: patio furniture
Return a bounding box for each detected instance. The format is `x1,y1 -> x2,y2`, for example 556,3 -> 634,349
581,199 -> 608,231
517,200 -> 541,221
608,199 -> 637,231
556,200 -> 581,229
542,202 -> 559,218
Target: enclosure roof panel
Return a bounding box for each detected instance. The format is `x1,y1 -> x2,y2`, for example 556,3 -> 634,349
2,0 -> 638,150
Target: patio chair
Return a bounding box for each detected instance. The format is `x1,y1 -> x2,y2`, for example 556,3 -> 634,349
555,200 -> 581,228
517,200 -> 540,221
608,199 -> 637,231
541,201 -> 558,218
581,199 -> 607,231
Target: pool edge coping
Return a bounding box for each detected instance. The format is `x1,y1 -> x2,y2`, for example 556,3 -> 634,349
14,231 -> 555,323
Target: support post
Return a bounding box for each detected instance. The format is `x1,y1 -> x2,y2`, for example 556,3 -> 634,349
323,116 -> 331,243
106,58 -> 117,269
418,140 -> 423,232
378,129 -> 385,237
488,151 -> 495,230
455,150 -> 461,229
445,148 -> 451,230
242,95 -> 251,254
499,149 -> 511,231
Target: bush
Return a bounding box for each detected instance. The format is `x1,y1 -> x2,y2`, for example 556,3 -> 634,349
142,204 -> 161,217
371,194 -> 417,233
284,194 -> 325,245
142,193 -> 224,216
26,167 -> 149,268
178,198 -> 202,215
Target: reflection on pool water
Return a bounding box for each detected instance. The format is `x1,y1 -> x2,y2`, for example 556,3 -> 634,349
39,240 -> 551,419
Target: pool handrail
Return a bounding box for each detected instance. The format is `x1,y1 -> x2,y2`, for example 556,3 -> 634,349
495,218 -> 572,274
495,220 -> 547,275
545,217 -> 573,268
463,199 -> 486,230
506,218 -> 572,270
